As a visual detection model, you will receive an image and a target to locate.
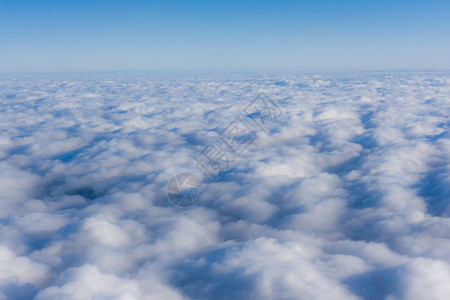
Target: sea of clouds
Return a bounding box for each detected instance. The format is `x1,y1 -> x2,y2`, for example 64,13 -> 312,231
0,72 -> 449,299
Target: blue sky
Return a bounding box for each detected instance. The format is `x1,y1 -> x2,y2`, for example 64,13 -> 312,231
1,0 -> 450,72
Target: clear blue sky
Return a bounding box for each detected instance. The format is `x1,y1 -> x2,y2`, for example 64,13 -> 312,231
1,0 -> 449,72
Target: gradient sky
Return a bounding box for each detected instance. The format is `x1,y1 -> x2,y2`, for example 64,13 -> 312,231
1,0 -> 450,72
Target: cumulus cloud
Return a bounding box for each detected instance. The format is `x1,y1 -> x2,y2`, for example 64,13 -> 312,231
0,72 -> 449,299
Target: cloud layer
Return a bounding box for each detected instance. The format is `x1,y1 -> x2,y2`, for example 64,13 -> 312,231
0,72 -> 449,299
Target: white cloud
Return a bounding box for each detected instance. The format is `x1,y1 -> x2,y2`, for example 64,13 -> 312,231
0,72 -> 449,299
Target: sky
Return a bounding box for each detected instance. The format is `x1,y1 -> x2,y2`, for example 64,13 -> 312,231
1,0 -> 450,72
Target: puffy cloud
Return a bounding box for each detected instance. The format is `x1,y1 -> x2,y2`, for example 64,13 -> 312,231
35,264 -> 141,300
0,72 -> 449,299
